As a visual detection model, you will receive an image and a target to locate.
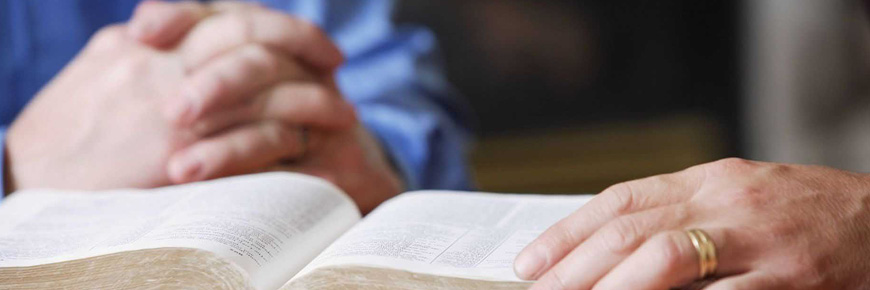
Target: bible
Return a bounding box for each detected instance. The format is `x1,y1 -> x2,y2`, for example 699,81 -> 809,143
0,172 -> 591,289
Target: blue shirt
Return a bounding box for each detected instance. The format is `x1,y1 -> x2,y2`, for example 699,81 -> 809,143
0,0 -> 473,200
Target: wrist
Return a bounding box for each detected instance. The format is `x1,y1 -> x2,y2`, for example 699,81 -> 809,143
381,147 -> 407,193
367,129 -> 407,193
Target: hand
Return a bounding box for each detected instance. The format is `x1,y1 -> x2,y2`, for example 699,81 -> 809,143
6,1 -> 346,191
6,24 -> 190,191
515,158 -> 870,289
273,126 -> 404,214
130,1 -> 405,210
127,1 -> 356,183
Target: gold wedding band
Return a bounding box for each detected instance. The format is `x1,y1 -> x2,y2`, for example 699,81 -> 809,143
685,229 -> 718,279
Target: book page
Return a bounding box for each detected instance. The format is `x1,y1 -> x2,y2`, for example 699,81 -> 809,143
289,191 -> 592,284
0,172 -> 360,290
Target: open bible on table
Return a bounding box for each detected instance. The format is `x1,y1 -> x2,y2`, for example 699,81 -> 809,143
0,172 -> 591,289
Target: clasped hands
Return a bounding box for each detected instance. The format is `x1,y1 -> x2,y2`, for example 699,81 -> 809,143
5,1 -> 402,213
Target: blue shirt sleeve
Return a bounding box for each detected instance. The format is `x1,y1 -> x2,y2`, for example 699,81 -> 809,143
343,4 -> 473,191
286,0 -> 475,190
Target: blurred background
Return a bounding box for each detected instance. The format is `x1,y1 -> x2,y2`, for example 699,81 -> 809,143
396,0 -> 870,193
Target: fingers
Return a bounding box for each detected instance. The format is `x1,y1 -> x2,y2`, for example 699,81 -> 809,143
527,205 -> 694,290
515,169 -> 703,280
589,231 -> 698,290
128,0 -> 210,48
128,0 -> 268,48
590,229 -> 738,290
167,121 -> 305,183
257,84 -> 357,129
176,8 -> 343,72
165,44 -> 314,126
185,83 -> 357,136
130,0 -> 342,70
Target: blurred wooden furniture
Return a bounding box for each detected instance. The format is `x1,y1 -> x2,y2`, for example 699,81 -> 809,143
471,115 -> 726,194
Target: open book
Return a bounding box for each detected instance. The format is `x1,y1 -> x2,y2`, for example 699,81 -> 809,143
0,172 -> 592,289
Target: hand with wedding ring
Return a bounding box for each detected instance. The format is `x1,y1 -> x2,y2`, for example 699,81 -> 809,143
514,158 -> 870,289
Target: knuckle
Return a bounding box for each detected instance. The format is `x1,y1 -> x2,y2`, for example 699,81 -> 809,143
225,11 -> 254,43
301,86 -> 333,109
784,255 -> 827,288
602,183 -> 637,216
541,222 -> 581,252
309,86 -> 335,102
89,25 -> 127,52
650,233 -> 687,272
275,14 -> 324,48
202,141 -> 233,168
258,122 -> 288,147
271,12 -> 316,37
598,218 -> 643,254
113,52 -> 152,82
293,17 -> 320,37
241,45 -> 280,77
718,157 -> 754,167
262,123 -> 301,155
707,157 -> 756,176
132,0 -> 161,19
766,162 -> 794,177
221,141 -> 243,166
271,84 -> 295,97
763,219 -> 796,239
199,72 -> 229,103
548,268 -> 572,290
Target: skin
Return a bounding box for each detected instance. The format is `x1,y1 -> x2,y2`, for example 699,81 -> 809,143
515,158 -> 870,289
4,1 -> 402,213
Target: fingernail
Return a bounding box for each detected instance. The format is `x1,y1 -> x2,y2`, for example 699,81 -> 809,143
169,155 -> 203,182
514,245 -> 547,280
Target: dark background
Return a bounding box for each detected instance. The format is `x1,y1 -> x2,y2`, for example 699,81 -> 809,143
396,1 -> 743,192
